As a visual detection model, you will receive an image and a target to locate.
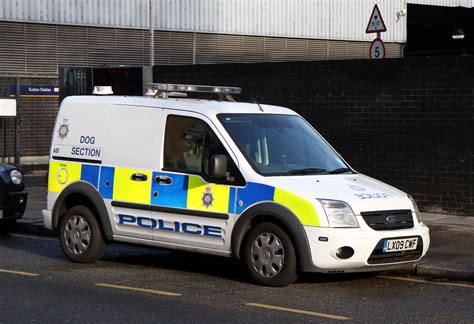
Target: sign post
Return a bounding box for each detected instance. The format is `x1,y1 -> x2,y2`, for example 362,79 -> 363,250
366,4 -> 387,59
0,99 -> 16,163
15,78 -> 21,165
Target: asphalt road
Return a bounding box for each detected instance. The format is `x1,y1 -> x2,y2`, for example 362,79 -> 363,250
0,233 -> 472,323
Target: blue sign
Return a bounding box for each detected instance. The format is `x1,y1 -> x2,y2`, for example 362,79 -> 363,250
9,85 -> 59,96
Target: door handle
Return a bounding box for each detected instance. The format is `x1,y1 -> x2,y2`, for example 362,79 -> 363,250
131,173 -> 148,181
155,176 -> 173,185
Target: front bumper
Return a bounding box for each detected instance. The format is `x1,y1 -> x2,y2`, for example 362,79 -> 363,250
42,209 -> 53,230
303,222 -> 430,273
0,191 -> 28,221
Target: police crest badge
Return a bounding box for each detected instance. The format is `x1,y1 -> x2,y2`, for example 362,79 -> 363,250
201,186 -> 214,209
58,118 -> 69,140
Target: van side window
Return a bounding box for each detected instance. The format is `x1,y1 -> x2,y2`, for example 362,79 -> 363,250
164,115 -> 205,172
163,115 -> 243,185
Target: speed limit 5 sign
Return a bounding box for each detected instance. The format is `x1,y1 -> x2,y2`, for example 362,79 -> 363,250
370,38 -> 386,59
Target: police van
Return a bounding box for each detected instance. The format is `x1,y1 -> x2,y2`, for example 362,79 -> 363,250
43,84 -> 429,286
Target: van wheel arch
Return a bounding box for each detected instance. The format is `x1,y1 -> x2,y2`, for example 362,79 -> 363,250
231,202 -> 316,272
238,215 -> 296,257
53,182 -> 114,241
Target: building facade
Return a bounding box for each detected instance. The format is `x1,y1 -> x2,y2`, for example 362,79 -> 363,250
1,0 -> 472,75
0,1 -> 472,215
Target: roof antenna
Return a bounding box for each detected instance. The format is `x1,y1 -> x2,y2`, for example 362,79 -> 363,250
228,68 -> 263,111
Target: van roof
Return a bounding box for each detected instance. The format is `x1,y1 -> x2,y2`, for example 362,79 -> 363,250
62,96 -> 297,116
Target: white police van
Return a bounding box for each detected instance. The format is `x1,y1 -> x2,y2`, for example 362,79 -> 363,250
43,83 -> 429,286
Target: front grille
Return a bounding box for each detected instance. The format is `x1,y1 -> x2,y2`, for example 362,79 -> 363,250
361,209 -> 413,230
367,236 -> 423,264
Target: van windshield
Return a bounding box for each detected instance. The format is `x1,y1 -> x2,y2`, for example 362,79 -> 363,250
218,114 -> 351,176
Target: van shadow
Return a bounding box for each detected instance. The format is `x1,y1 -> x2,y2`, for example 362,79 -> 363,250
101,243 -> 379,285
0,232 -> 379,286
100,243 -> 251,283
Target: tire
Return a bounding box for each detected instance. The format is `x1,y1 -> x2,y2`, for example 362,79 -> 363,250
0,220 -> 16,235
242,222 -> 298,287
59,205 -> 105,263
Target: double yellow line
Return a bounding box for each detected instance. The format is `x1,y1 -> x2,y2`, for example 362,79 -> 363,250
0,268 -> 39,277
2,266 -> 472,321
95,283 -> 350,320
378,275 -> 474,289
96,283 -> 182,297
246,303 -> 351,320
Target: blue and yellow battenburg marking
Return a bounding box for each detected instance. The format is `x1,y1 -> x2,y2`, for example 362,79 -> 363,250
48,161 -> 99,193
236,183 -> 320,226
48,161 -> 319,226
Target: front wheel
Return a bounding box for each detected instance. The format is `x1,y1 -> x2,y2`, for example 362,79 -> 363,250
242,222 -> 298,287
59,205 -> 105,263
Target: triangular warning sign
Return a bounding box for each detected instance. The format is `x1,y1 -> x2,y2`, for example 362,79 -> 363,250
366,4 -> 387,33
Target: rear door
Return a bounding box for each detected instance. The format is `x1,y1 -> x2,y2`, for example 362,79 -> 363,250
150,110 -> 244,252
100,105 -> 162,241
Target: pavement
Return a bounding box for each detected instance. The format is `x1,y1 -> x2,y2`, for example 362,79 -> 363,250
13,172 -> 474,282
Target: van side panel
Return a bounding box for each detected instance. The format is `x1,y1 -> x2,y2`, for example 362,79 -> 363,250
47,102 -> 111,213
113,168 -> 152,205
101,105 -> 162,240
49,102 -> 110,164
101,105 -> 160,169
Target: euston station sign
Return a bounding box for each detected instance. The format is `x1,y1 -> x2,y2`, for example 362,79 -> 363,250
9,85 -> 59,97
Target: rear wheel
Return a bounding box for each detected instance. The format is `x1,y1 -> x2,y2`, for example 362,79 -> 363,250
243,222 -> 298,287
59,205 -> 105,263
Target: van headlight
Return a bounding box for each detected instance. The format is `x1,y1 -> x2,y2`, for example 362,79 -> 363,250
408,195 -> 421,223
10,169 -> 24,185
318,199 -> 358,228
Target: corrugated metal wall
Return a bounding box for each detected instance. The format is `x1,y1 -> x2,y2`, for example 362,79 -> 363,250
408,0 -> 473,7
0,21 -> 403,75
1,0 -> 472,43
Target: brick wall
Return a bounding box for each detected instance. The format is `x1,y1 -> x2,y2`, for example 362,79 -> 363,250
155,56 -> 474,215
0,78 -> 58,159
19,95 -> 58,156
2,56 -> 472,215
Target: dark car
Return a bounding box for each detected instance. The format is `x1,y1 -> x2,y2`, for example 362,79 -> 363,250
0,164 -> 27,233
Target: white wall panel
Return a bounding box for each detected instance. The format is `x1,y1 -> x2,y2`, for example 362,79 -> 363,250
0,0 -> 472,43
408,0 -> 474,7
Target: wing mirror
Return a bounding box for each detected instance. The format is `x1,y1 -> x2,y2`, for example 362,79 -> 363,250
210,154 -> 228,179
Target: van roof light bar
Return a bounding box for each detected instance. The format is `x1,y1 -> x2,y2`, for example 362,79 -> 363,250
147,83 -> 241,101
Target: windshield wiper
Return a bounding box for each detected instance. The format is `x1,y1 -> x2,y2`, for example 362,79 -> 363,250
326,167 -> 353,174
283,168 -> 327,175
